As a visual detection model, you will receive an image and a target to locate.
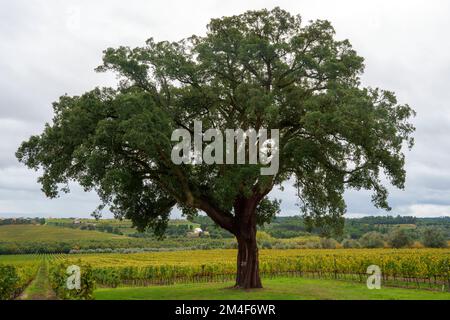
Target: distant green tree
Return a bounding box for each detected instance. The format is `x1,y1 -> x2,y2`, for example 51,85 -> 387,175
387,228 -> 413,248
16,8 -> 414,288
359,231 -> 385,248
421,227 -> 448,248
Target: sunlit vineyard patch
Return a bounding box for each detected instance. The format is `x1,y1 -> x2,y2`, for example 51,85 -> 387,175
51,249 -> 450,290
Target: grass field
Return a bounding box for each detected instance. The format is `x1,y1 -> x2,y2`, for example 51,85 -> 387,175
0,225 -> 125,242
94,277 -> 450,300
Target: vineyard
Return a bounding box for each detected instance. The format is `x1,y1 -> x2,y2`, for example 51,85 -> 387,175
2,249 -> 450,299
1,249 -> 450,299
64,249 -> 450,290
0,254 -> 40,299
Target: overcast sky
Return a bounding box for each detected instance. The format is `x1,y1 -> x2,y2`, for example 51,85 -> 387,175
1,0 -> 449,219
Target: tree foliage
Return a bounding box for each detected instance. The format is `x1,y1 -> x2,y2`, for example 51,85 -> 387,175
17,8 -> 415,287
387,228 -> 413,248
17,8 -> 414,236
341,238 -> 361,248
359,231 -> 385,248
421,227 -> 448,248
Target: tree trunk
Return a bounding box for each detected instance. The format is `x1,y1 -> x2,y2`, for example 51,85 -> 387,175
234,216 -> 262,289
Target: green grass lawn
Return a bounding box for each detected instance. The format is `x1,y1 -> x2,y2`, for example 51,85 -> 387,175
0,224 -> 125,242
94,277 -> 450,300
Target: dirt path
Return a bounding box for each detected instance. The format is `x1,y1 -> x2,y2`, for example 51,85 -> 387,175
18,260 -> 57,300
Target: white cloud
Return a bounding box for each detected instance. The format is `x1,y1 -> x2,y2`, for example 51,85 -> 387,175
396,204 -> 450,217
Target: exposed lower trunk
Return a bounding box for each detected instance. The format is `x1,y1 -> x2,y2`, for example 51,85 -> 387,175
203,194 -> 264,289
234,226 -> 262,289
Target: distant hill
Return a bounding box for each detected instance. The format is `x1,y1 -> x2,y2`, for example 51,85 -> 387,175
0,224 -> 125,242
0,215 -> 449,255
192,215 -> 450,239
1,215 -> 449,243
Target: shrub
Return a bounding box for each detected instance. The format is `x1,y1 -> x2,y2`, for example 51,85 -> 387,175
388,228 -> 413,248
320,238 -> 338,249
359,232 -> 385,248
421,227 -> 448,248
256,231 -> 275,242
305,241 -> 321,249
273,242 -> 289,249
341,239 -> 361,248
260,241 -> 273,249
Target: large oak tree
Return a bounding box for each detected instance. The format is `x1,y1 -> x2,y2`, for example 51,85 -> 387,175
17,8 -> 415,288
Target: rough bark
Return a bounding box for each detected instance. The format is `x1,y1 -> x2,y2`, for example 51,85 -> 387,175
235,231 -> 262,289
201,194 -> 265,289
233,197 -> 262,289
